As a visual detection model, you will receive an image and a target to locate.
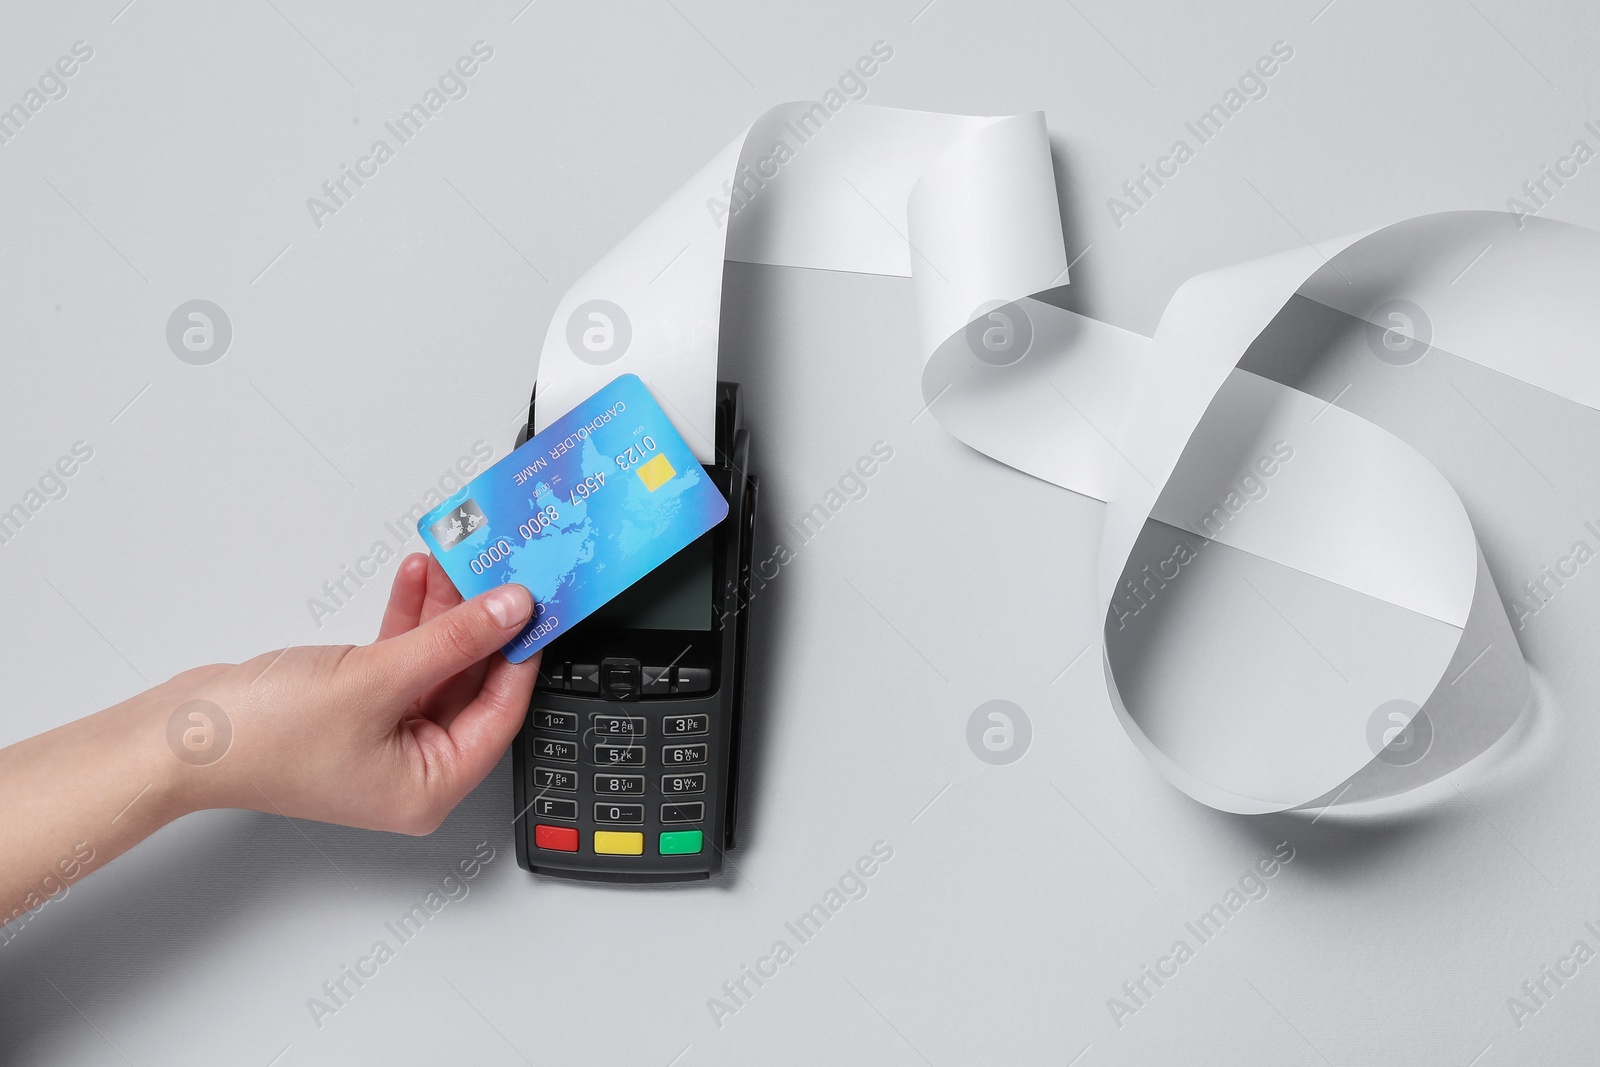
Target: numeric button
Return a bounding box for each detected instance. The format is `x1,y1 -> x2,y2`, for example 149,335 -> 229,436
594,802 -> 645,824
594,743 -> 646,767
534,767 -> 577,792
662,743 -> 707,766
533,709 -> 577,732
594,774 -> 645,795
661,772 -> 706,795
662,714 -> 708,736
532,738 -> 577,762
594,715 -> 646,737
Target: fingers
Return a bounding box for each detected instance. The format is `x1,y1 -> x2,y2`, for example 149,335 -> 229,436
375,554 -> 431,642
411,557 -> 485,714
441,653 -> 539,786
396,654 -> 538,832
420,555 -> 463,624
363,583 -> 535,700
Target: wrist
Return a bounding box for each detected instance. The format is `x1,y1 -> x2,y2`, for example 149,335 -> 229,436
121,684 -> 224,824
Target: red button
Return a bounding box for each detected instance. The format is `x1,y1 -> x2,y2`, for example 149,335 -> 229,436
535,824 -> 579,852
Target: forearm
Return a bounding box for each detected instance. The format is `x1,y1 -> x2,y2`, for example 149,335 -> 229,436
0,559 -> 536,929
0,690 -> 189,925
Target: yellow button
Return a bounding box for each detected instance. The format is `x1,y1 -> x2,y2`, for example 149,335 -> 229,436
635,453 -> 676,492
594,831 -> 644,856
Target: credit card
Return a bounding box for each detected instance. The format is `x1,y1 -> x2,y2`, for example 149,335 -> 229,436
416,374 -> 728,662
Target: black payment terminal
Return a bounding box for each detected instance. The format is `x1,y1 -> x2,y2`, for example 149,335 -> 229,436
512,381 -> 757,882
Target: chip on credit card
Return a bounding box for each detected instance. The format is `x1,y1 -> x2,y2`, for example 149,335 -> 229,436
416,374 -> 729,662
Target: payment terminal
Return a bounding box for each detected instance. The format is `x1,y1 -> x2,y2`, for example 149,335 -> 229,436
512,381 -> 757,882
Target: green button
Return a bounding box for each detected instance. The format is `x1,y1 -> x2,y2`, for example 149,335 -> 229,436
659,830 -> 703,856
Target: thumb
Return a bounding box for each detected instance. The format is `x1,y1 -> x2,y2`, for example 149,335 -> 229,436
369,583 -> 535,697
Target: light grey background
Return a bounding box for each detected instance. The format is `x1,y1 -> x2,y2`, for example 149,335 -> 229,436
4,0 -> 1600,1064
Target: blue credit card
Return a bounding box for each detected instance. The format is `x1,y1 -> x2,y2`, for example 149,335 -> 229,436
416,374 -> 728,662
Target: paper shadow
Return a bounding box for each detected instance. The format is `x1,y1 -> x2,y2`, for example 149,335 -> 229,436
1029,134 -> 1095,318
710,261 -> 796,871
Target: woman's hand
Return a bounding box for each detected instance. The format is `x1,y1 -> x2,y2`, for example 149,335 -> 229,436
0,553 -> 537,922
161,552 -> 539,833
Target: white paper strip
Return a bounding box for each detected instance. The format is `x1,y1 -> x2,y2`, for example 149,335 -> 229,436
536,104 -> 1588,814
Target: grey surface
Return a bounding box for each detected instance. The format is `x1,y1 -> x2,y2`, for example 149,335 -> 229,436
3,0 -> 1600,1063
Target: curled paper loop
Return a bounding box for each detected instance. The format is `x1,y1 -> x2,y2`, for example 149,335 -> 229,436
537,103 -> 1589,813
